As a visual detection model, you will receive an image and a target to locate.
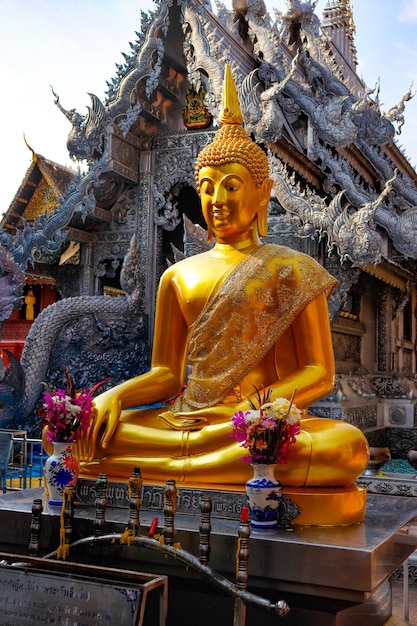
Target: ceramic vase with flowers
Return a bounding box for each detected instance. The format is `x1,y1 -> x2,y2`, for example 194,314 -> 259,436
40,371 -> 107,506
231,388 -> 301,530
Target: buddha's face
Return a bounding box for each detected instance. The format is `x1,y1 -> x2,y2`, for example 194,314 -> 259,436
198,163 -> 272,243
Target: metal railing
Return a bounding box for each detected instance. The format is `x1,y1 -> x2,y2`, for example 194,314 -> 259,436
402,559 -> 410,622
5,437 -> 45,490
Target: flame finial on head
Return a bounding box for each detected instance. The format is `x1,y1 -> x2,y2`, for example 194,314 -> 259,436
195,65 -> 269,188
219,65 -> 243,127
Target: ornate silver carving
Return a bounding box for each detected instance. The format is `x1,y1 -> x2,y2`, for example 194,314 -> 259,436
385,85 -> 415,135
346,375 -> 376,400
371,376 -> 411,399
278,496 -> 301,527
182,4 -> 225,123
151,134 -> 208,230
343,406 -> 378,430
51,88 -> 107,161
240,53 -> 300,144
377,285 -> 389,372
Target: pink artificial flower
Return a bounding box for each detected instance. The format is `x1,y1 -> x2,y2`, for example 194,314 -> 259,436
39,370 -> 109,443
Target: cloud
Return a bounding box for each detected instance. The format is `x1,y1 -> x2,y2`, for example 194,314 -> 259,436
398,0 -> 417,21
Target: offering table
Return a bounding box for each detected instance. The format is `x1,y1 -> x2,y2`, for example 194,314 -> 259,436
0,486 -> 416,626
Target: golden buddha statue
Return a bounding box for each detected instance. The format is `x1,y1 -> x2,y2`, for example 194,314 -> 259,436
25,288 -> 36,321
75,66 -> 369,524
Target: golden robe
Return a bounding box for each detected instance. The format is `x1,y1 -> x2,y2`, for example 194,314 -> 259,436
173,243 -> 338,412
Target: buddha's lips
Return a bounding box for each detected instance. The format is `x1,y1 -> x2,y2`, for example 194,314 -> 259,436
213,209 -> 229,218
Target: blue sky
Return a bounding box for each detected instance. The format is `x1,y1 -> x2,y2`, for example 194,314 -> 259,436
0,0 -> 416,215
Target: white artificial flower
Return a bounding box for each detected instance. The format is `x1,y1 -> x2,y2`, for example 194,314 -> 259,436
244,409 -> 262,423
261,397 -> 301,423
286,405 -> 302,424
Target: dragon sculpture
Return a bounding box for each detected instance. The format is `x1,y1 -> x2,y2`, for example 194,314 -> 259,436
240,52 -> 300,143
0,160 -> 106,269
51,87 -> 107,161
51,0 -> 172,160
0,234 -> 149,435
385,84 -> 415,135
0,91 -> 143,427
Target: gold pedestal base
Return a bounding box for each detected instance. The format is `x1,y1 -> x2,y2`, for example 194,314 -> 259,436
283,484 -> 367,526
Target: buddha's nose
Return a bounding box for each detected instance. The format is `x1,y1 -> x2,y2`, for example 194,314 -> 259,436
213,186 -> 226,205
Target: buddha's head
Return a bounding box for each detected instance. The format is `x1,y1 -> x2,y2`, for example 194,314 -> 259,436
195,66 -> 273,238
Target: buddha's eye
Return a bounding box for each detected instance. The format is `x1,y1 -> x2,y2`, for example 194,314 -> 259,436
226,179 -> 240,192
200,181 -> 213,195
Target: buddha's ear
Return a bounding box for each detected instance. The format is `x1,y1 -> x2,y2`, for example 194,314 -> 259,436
257,178 -> 273,237
260,178 -> 273,206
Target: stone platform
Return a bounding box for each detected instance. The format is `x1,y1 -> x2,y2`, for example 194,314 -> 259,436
1,486 -> 417,625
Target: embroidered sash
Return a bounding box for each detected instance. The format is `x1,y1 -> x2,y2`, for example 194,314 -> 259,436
173,244 -> 337,411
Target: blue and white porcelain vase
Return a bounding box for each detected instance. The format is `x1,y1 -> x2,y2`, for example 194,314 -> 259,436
245,463 -> 282,530
44,442 -> 79,506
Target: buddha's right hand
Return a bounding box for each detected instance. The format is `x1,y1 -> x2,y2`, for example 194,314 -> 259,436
77,389 -> 122,461
158,410 -> 208,430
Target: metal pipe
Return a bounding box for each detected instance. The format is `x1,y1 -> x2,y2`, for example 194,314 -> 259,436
44,533 -> 290,617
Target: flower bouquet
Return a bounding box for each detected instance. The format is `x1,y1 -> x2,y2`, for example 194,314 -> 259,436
231,388 -> 301,464
40,370 -> 108,506
231,388 -> 301,529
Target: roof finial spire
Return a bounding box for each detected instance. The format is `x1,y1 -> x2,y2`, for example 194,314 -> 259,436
23,134 -> 38,163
